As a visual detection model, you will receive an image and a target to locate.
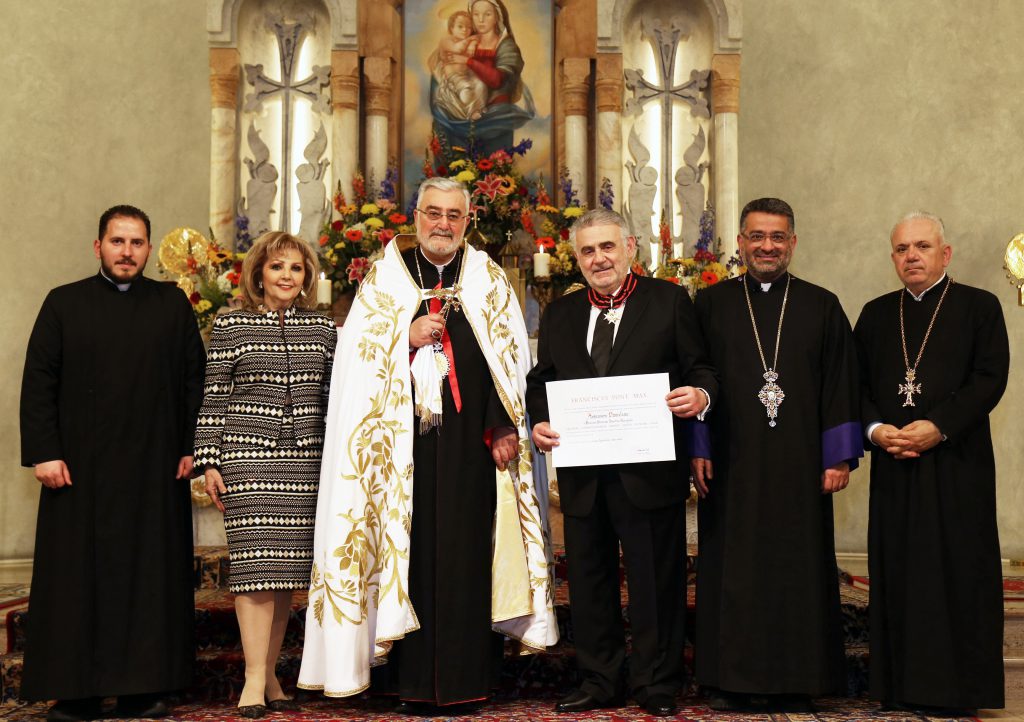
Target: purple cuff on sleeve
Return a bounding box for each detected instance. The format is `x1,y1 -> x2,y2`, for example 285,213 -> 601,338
822,421 -> 864,472
689,420 -> 712,459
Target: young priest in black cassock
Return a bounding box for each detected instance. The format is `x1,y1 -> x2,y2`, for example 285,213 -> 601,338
19,206 -> 204,721
690,198 -> 863,712
528,208 -> 717,718
855,212 -> 1008,715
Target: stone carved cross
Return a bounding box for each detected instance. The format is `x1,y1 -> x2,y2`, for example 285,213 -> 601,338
244,17 -> 330,230
624,19 -> 709,234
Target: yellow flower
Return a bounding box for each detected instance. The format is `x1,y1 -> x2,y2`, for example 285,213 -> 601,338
563,206 -> 584,218
339,204 -> 357,216
196,300 -> 212,313
449,159 -> 468,170
398,224 -> 415,233
454,169 -> 476,183
364,217 -> 385,229
360,203 -> 380,215
334,241 -> 347,250
536,204 -> 559,214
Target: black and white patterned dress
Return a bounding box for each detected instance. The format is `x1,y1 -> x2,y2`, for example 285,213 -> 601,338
195,306 -> 337,593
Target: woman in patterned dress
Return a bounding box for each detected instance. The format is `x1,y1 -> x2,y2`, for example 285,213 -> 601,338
195,232 -> 336,717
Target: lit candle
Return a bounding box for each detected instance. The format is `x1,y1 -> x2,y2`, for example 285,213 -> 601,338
317,272 -> 332,306
533,245 -> 550,277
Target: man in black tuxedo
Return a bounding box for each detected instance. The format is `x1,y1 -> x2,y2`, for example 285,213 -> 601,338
526,208 -> 717,717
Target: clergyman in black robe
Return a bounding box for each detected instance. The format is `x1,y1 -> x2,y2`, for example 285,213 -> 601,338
18,206 -> 205,721
372,181 -> 522,710
855,212 -> 1008,713
691,198 -> 863,711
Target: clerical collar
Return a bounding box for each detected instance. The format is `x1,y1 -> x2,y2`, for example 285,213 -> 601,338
99,268 -> 131,292
905,273 -> 947,302
588,273 -> 637,309
744,271 -> 788,293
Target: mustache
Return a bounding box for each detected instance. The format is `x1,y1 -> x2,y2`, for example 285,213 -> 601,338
116,259 -> 137,265
430,229 -> 455,240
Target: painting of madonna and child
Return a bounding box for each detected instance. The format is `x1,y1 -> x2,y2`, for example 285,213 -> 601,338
402,0 -> 553,200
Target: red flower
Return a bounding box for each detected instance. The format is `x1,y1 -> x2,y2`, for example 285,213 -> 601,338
378,228 -> 396,245
476,159 -> 494,171
345,229 -> 364,242
436,165 -> 448,177
536,236 -> 556,250
347,257 -> 370,283
318,234 -> 329,247
701,270 -> 719,285
666,276 -> 680,285
559,228 -> 570,240
630,262 -> 648,277
388,213 -> 407,225
520,210 -> 535,236
332,191 -> 346,213
226,272 -> 241,285
189,291 -> 201,304
331,220 -> 344,232
518,185 -> 529,196
429,134 -> 443,158
474,175 -> 505,200
233,260 -> 243,273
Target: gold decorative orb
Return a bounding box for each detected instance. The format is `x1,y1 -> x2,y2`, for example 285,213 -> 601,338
1005,232 -> 1024,306
159,227 -> 210,277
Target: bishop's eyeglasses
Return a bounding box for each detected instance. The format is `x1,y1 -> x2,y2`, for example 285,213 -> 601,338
416,208 -> 466,224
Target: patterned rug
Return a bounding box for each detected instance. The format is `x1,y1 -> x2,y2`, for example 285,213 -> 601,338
0,695 -> 983,721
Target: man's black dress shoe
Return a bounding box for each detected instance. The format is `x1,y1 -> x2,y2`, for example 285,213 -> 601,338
706,690 -> 751,712
641,694 -> 677,717
554,689 -> 622,713
116,692 -> 169,718
46,698 -> 103,722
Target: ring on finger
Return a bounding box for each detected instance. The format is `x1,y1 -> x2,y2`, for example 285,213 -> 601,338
431,329 -> 442,340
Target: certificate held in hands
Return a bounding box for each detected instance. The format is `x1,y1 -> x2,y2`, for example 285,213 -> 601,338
546,372 -> 675,468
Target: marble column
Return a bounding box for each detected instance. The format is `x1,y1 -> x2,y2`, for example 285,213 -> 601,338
363,56 -> 391,190
711,53 -> 740,260
595,53 -> 623,212
209,47 -> 240,247
331,49 -> 360,204
562,58 -> 591,204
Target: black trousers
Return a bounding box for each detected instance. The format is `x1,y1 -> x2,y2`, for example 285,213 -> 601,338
563,471 -> 687,702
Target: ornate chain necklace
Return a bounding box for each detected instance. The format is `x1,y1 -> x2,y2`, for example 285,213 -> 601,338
742,273 -> 791,428
898,278 -> 953,407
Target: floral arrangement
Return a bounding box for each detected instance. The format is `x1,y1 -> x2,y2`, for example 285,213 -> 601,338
418,134 -> 533,258
318,169 -> 414,293
157,227 -> 242,332
656,205 -> 743,297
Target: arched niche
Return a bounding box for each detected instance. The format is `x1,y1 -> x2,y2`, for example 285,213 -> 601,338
206,0 -> 362,246
591,0 -> 740,262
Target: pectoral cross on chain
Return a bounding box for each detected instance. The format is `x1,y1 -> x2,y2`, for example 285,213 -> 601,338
898,369 -> 922,407
758,370 -> 785,428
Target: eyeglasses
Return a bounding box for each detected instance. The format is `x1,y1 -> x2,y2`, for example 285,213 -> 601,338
741,231 -> 791,244
416,208 -> 466,224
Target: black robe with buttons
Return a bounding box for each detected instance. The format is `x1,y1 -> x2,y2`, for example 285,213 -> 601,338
19,274 -> 205,701
855,277 -> 1008,709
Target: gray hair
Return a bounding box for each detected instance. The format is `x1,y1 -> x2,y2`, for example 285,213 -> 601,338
417,177 -> 471,213
890,211 -> 946,244
568,207 -> 630,245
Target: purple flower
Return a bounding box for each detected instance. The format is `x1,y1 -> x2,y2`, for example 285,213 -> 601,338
380,167 -> 398,202
696,204 -> 716,253
598,177 -> 615,210
235,215 -> 252,252
558,169 -> 579,207
510,138 -> 533,156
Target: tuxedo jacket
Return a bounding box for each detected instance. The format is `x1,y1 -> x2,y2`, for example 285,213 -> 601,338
526,275 -> 717,516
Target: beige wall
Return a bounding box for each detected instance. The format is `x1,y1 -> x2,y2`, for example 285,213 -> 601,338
0,0 -> 210,558
738,2 -> 1024,556
1,0 -> 1022,560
